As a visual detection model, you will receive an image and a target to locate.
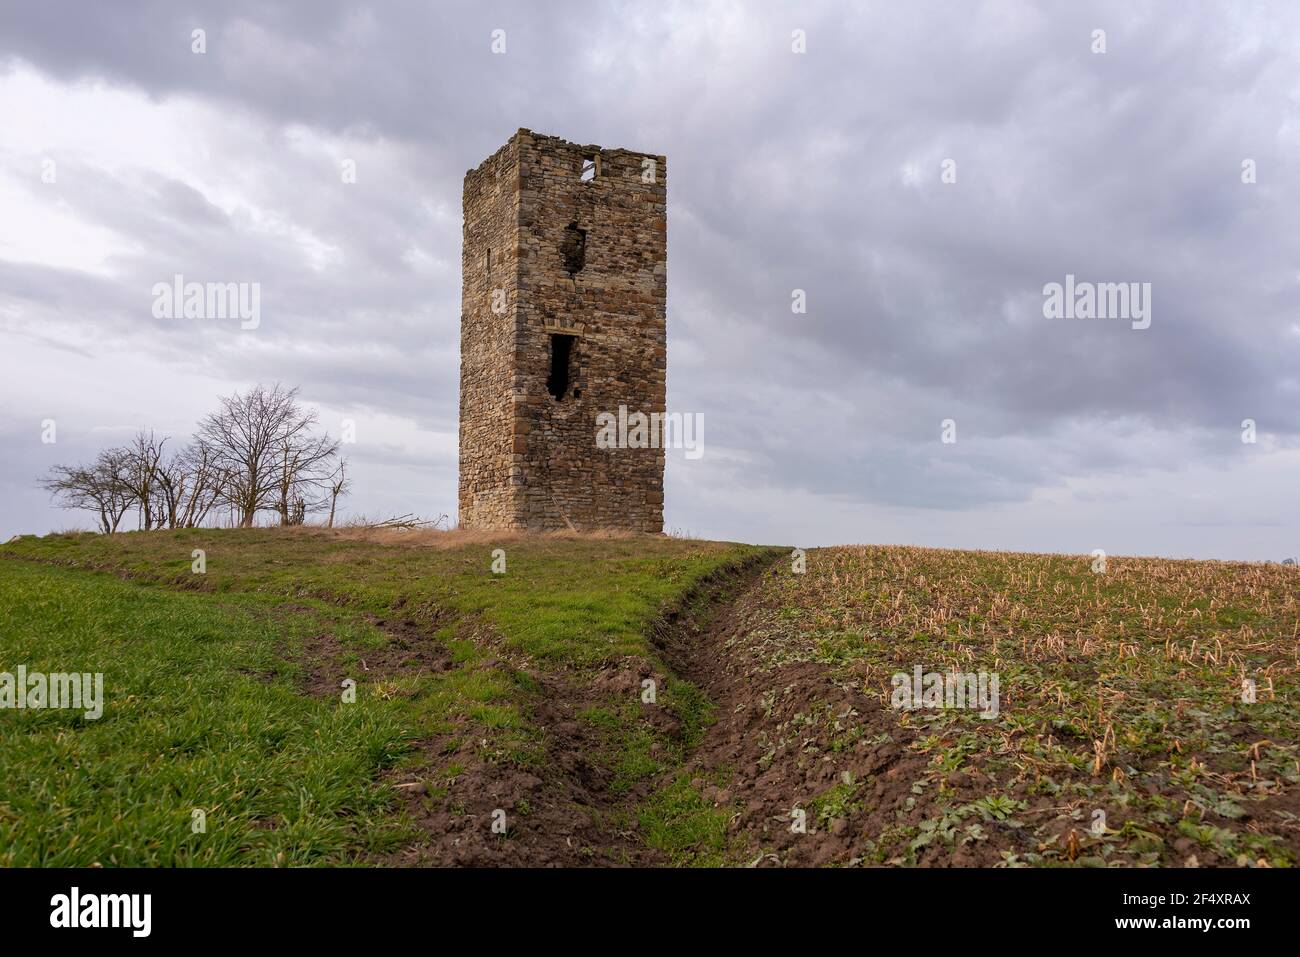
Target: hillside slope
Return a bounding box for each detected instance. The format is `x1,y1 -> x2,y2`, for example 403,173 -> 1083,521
0,528 -> 773,865
673,547 -> 1299,866
1,530 -> 1295,867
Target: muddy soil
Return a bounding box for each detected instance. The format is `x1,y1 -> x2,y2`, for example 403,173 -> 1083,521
386,552 -> 778,866
650,560 -> 938,866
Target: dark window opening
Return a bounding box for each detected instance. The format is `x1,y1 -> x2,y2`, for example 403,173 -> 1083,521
547,334 -> 575,400
561,223 -> 586,275
485,247 -> 492,276
581,155 -> 597,182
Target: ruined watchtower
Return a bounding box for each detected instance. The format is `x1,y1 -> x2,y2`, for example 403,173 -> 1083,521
458,130 -> 667,532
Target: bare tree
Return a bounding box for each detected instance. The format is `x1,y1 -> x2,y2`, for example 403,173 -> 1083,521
157,439 -> 225,529
122,430 -> 166,531
39,385 -> 353,535
272,430 -> 338,526
156,447 -> 186,529
326,458 -> 351,528
197,383 -> 339,527
42,448 -> 135,534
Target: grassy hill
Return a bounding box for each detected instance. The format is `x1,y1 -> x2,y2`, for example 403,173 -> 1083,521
1,529 -> 1296,867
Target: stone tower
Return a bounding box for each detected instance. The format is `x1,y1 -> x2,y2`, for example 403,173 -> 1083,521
458,129 -> 667,532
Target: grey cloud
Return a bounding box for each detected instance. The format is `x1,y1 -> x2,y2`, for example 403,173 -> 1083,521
1,0 -> 1297,556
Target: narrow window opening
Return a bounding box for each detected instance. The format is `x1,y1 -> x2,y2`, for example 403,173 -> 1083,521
547,334 -> 575,401
580,155 -> 597,182
485,247 -> 492,276
561,222 -> 586,275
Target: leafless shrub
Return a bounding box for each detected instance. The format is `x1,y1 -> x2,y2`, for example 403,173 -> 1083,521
121,430 -> 167,530
41,447 -> 135,534
197,383 -> 341,527
326,458 -> 351,529
157,439 -> 225,529
41,383 -> 351,533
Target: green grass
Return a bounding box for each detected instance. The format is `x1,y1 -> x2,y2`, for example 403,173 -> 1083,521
0,527 -> 766,866
0,562 -> 413,866
637,775 -> 733,866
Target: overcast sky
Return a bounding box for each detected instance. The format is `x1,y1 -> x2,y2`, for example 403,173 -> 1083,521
1,1 -> 1297,559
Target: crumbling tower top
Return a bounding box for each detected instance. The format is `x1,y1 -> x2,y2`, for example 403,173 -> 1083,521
458,130 -> 667,532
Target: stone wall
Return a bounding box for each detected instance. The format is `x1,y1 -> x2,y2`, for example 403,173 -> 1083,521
458,129 -> 667,532
458,138 -> 520,528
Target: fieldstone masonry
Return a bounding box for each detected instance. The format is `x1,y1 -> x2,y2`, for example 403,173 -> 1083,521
458,129 -> 667,532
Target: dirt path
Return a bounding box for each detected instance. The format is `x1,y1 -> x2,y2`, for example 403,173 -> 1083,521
64,537 -> 945,867
382,547 -> 939,867
388,549 -> 782,867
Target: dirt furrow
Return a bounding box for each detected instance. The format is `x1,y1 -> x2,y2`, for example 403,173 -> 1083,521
651,558 -> 931,866
390,548 -> 783,866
